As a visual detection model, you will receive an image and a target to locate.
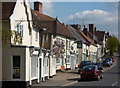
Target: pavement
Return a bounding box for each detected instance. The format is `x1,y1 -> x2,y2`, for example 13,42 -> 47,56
31,69 -> 80,86
31,57 -> 117,87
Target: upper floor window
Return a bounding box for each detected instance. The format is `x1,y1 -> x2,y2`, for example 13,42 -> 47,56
17,25 -> 23,37
66,40 -> 70,48
35,31 -> 38,41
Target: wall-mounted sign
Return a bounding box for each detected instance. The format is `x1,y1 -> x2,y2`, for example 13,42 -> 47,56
77,41 -> 82,48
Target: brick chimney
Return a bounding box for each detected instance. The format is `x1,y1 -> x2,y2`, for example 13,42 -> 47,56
89,24 -> 94,34
34,2 -> 42,13
83,27 -> 88,36
94,27 -> 97,32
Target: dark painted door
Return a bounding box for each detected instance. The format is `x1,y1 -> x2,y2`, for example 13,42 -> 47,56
39,58 -> 41,80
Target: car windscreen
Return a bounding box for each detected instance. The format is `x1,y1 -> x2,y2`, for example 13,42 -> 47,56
83,66 -> 95,71
106,58 -> 112,61
80,61 -> 93,68
103,60 -> 109,63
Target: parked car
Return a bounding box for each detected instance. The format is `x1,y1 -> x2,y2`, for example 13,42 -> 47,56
80,65 -> 103,81
111,56 -> 116,62
106,58 -> 113,65
78,61 -> 94,73
95,63 -> 104,70
102,59 -> 111,67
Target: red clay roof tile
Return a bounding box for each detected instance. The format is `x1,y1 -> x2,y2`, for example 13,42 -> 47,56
1,2 -> 16,20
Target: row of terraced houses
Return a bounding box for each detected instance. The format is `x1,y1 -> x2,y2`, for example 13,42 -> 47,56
1,1 -> 110,87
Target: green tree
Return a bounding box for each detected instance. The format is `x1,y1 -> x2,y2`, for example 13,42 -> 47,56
2,29 -> 22,46
106,36 -> 119,56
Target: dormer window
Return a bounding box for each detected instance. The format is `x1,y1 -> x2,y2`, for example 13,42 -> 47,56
17,24 -> 23,37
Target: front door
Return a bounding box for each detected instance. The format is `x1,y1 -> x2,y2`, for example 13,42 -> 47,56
39,58 -> 41,80
12,56 -> 21,81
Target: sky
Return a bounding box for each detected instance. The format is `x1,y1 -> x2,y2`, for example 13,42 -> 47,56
30,0 -> 119,40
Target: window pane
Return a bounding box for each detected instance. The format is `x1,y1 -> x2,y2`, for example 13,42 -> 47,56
13,56 -> 20,79
17,25 -> 19,32
31,55 -> 38,78
13,56 -> 20,67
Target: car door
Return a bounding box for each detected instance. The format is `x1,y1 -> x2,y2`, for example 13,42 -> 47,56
96,66 -> 101,76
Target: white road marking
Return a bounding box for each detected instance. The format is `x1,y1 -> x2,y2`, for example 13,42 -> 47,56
112,81 -> 118,86
61,81 -> 77,86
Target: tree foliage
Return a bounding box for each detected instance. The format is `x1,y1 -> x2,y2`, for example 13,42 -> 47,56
52,40 -> 65,60
106,36 -> 119,56
2,29 -> 22,46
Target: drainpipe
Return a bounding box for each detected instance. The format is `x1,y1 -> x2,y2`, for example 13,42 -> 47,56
65,39 -> 67,70
37,54 -> 39,83
29,56 -> 31,85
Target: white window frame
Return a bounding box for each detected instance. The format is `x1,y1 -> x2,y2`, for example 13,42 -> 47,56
17,24 -> 23,37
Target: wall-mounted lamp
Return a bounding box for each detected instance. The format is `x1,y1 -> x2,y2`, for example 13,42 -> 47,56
43,28 -> 47,31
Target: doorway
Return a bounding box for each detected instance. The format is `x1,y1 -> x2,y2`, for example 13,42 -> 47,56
39,58 -> 41,81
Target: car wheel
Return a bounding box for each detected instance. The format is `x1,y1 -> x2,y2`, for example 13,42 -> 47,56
100,73 -> 103,79
97,75 -> 100,81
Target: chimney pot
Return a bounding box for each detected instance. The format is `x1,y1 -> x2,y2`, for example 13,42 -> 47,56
34,2 -> 42,13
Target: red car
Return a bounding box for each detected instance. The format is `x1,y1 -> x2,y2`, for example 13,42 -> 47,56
80,65 -> 103,81
111,57 -> 115,62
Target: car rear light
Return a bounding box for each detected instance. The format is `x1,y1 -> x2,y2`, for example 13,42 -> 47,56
80,70 -> 85,74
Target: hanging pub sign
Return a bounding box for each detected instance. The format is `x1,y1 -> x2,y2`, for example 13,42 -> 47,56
77,41 -> 82,48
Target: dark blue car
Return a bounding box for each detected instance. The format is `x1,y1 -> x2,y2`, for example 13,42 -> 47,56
102,60 -> 111,67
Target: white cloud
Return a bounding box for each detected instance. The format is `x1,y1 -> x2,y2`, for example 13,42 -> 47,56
42,1 -> 54,16
66,9 -> 116,23
65,9 -> 118,36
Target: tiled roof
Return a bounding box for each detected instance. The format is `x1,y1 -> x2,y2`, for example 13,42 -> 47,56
56,21 -> 75,39
95,31 -> 105,41
78,30 -> 97,46
66,25 -> 97,46
67,25 -> 89,44
32,9 -> 75,39
1,2 -> 16,20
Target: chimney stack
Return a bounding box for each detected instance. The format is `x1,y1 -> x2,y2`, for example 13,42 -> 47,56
89,24 -> 94,34
34,2 -> 42,13
94,27 -> 96,32
83,28 -> 88,36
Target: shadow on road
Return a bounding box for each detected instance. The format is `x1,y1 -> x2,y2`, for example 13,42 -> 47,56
67,78 -> 80,81
104,72 -> 120,74
67,71 -> 79,74
78,79 -> 96,82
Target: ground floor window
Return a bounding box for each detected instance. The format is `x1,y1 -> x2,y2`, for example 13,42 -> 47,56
31,55 -> 38,78
56,58 -> 60,64
90,54 -> 97,63
82,53 -> 86,61
12,56 -> 20,79
67,55 -> 70,64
